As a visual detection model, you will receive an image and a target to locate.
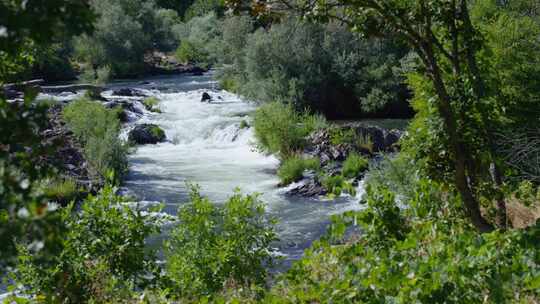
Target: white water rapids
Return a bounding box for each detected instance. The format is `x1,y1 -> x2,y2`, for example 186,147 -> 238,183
109,72 -> 366,263
0,72 -> 368,298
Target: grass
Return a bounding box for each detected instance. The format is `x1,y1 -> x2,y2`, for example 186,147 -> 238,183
278,156 -> 320,185
63,98 -> 128,181
143,97 -> 161,113
342,153 -> 369,178
253,102 -> 327,159
41,178 -> 81,204
321,174 -> 357,197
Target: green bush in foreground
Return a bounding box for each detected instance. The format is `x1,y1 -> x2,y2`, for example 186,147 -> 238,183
342,153 -> 369,178
270,181 -> 540,303
253,102 -> 326,159
12,184 -> 161,303
278,156 -> 320,185
63,98 -> 128,181
165,186 -> 277,299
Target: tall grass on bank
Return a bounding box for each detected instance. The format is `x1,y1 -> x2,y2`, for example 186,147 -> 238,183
63,98 -> 128,181
253,101 -> 326,159
278,156 -> 320,185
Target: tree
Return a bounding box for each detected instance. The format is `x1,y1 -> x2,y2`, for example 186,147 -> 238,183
229,0 -> 526,232
0,0 -> 95,269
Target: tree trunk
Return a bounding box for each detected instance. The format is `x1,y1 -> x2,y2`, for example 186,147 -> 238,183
422,40 -> 494,232
460,0 -> 507,228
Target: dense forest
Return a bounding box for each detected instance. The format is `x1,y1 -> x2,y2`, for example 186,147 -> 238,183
1,0 -> 539,303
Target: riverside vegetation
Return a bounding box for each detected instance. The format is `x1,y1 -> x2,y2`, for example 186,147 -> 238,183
1,0 -> 540,303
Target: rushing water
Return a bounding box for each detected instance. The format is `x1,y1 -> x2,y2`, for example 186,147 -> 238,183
0,72 -> 366,298
108,72 -> 366,264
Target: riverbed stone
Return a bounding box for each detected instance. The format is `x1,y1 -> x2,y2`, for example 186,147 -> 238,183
113,87 -> 148,97
128,124 -> 166,144
201,92 -> 212,102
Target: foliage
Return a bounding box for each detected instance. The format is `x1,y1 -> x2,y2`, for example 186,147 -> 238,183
143,97 -> 161,113
341,153 -> 369,178
13,184 -> 161,303
0,96 -> 65,270
40,178 -> 81,206
253,101 -> 326,159
328,127 -> 374,153
62,98 -> 128,181
173,13 -> 221,66
271,181 -> 540,302
321,174 -> 357,198
175,40 -> 208,65
214,17 -> 410,118
184,0 -> 225,20
165,186 -> 277,299
277,156 -> 320,185
514,180 -> 540,208
74,0 -> 180,78
366,155 -> 421,202
0,1 -> 94,52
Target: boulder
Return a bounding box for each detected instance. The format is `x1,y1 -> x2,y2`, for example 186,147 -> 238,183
113,88 -> 148,97
201,92 -> 212,102
285,171 -> 327,197
128,124 -> 166,144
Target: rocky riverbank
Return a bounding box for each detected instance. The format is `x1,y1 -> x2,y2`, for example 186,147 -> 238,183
285,124 -> 403,197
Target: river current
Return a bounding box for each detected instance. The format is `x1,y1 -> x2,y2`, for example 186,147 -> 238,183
112,72 -> 366,263
0,72 -> 367,298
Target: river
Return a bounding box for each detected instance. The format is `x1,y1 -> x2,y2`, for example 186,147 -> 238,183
0,72 -> 367,298
109,72 -> 366,264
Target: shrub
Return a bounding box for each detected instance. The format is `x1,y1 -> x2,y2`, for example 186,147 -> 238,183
278,156 -> 320,185
342,153 -> 369,178
175,40 -> 208,65
41,178 -> 81,204
329,128 -> 357,146
143,97 -> 161,113
271,181 -> 540,302
62,98 -> 128,181
366,155 -> 420,202
321,174 -> 357,197
165,186 -> 277,298
253,102 -> 326,159
13,184 -> 161,303
216,17 -> 409,118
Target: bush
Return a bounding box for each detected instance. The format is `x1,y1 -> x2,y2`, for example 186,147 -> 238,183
175,40 -> 208,65
366,155 -> 420,202
342,153 -> 369,178
321,174 -> 357,197
13,184 -> 161,303
271,181 -> 540,302
165,186 -> 277,298
216,17 -> 410,118
41,178 -> 81,204
253,101 -> 326,159
62,98 -> 128,181
278,156 -> 320,185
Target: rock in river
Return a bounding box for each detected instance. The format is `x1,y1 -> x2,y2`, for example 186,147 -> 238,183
201,92 -> 212,102
128,124 -> 166,145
